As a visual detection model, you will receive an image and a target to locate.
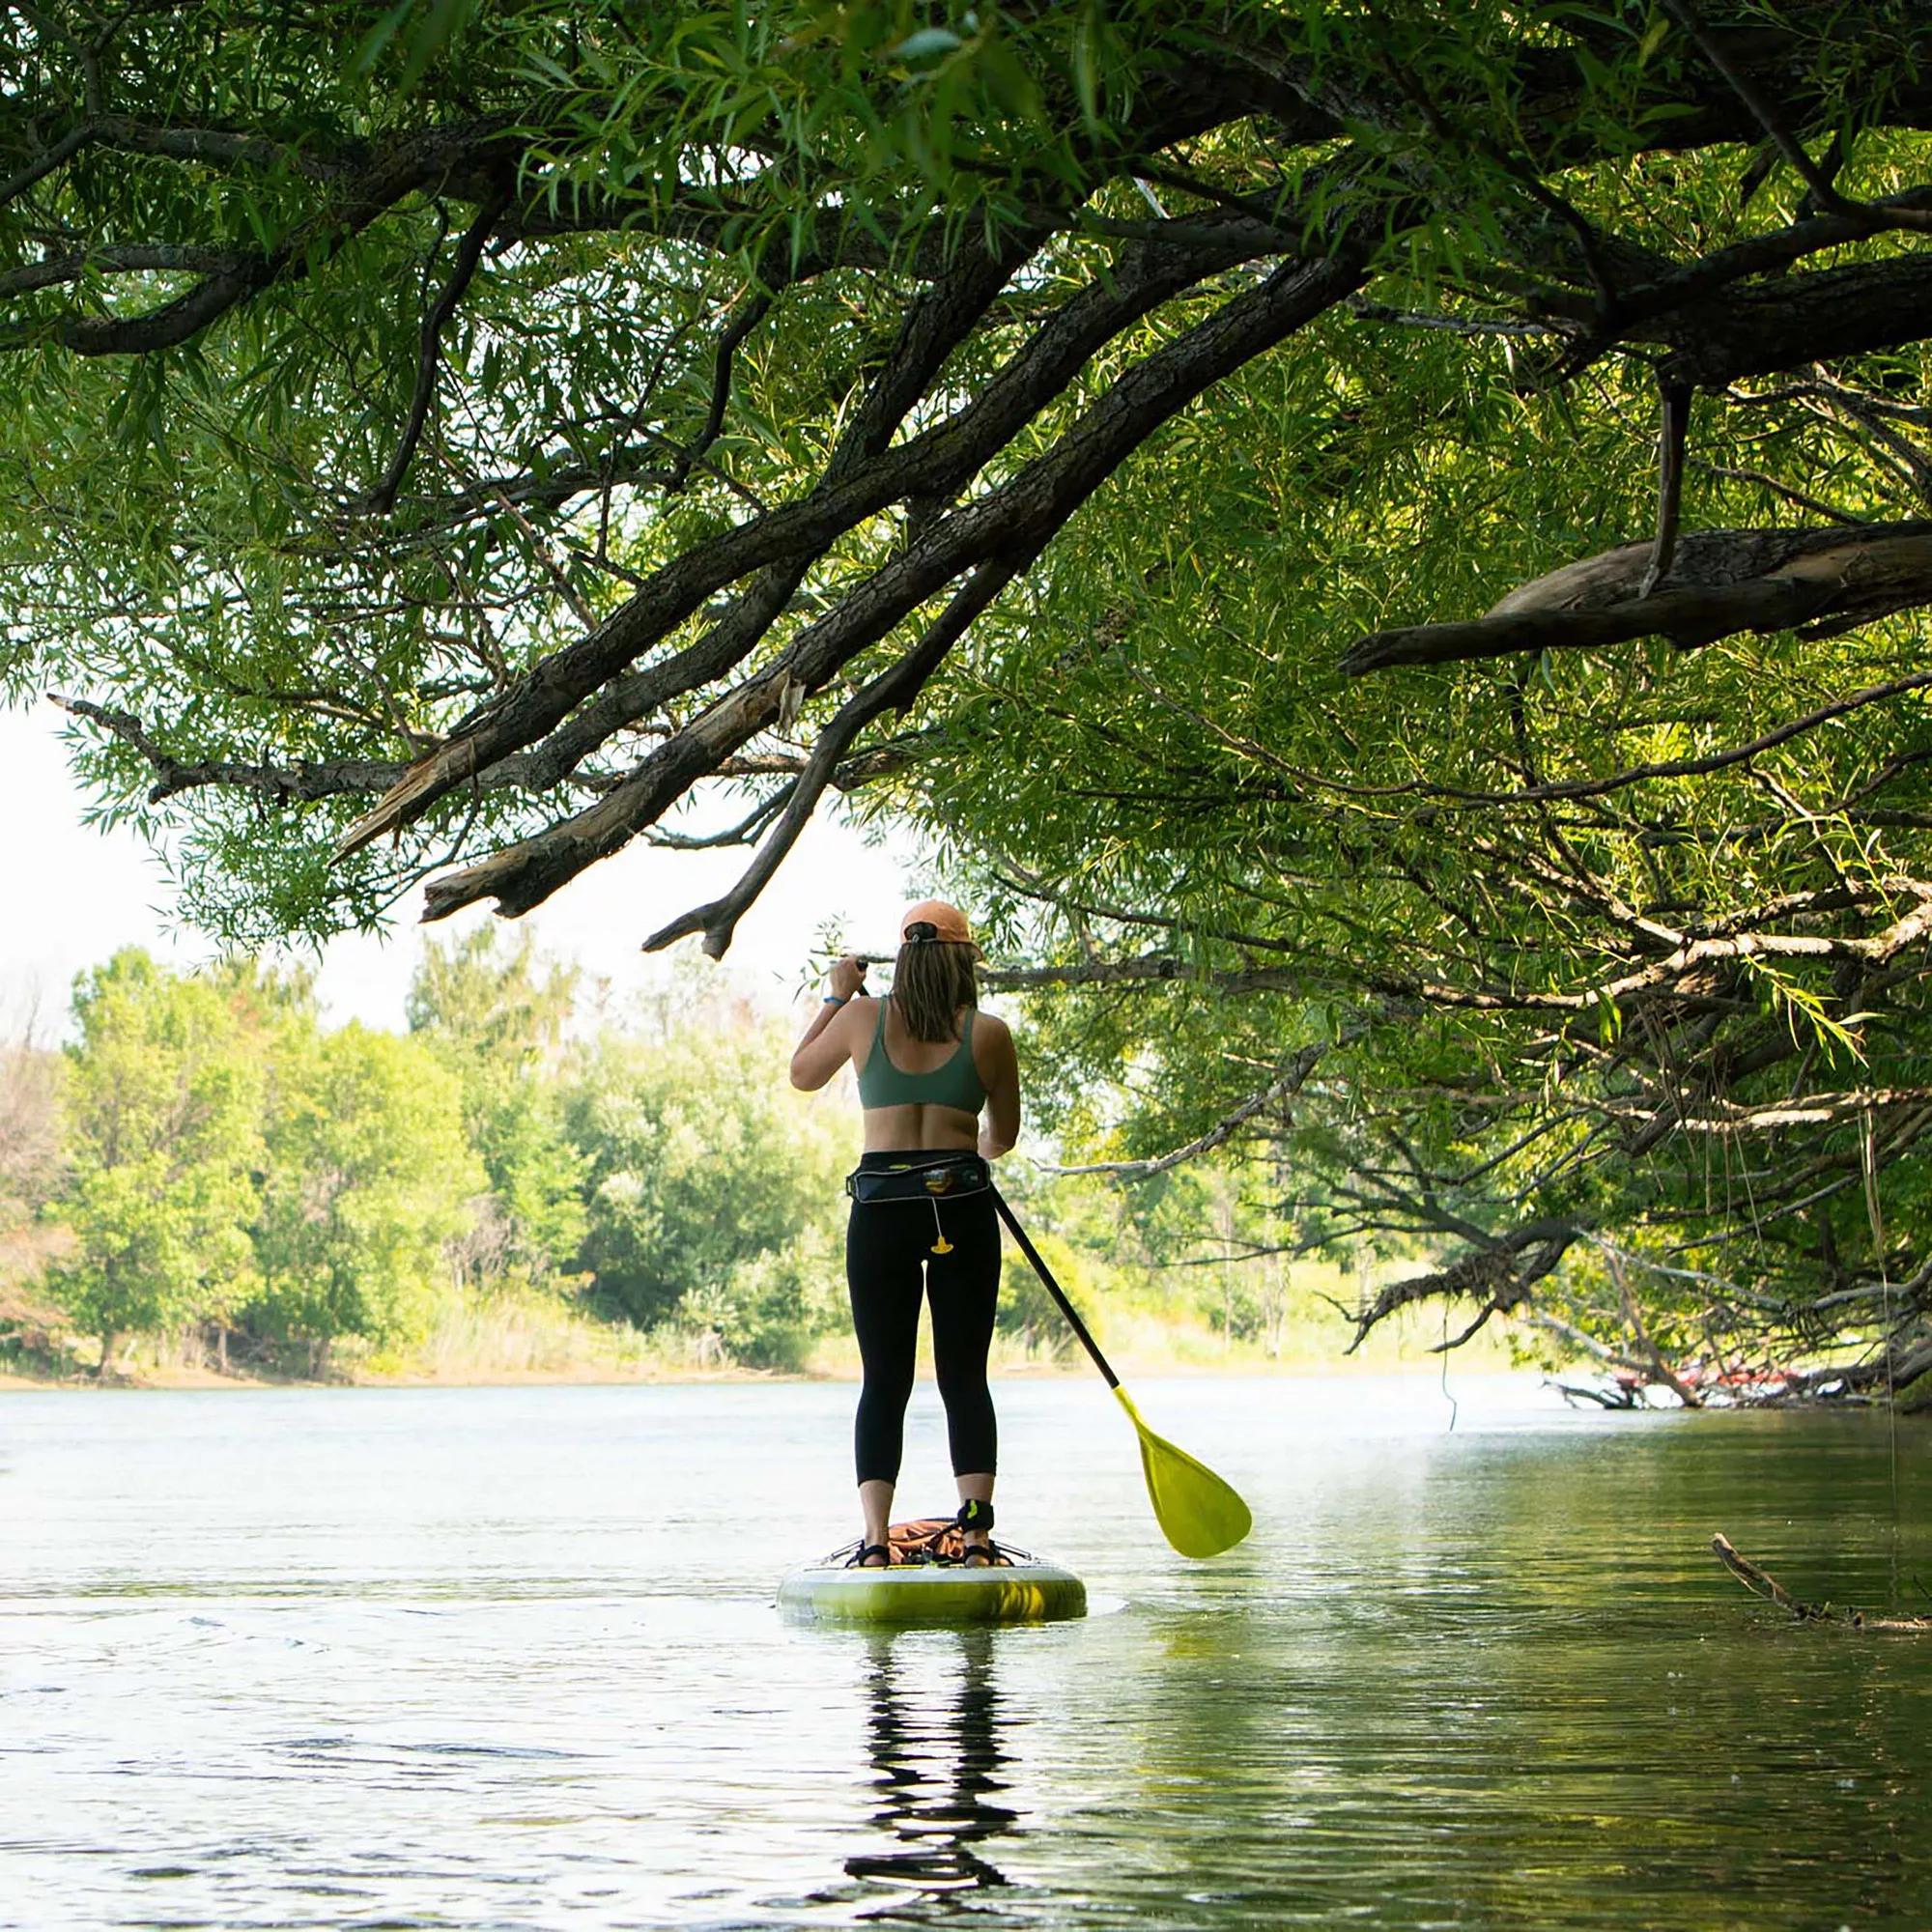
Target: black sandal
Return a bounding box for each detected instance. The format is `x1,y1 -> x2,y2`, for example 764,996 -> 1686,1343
847,1543 -> 892,1569
955,1498 -> 998,1565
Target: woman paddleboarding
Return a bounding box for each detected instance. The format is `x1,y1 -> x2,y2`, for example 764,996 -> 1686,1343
790,900 -> 1021,1569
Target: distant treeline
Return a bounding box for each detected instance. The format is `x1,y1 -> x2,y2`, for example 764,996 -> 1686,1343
0,937 -> 1339,1380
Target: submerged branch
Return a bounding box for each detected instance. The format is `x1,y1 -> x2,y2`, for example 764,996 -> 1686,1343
1711,1535 -> 1932,1631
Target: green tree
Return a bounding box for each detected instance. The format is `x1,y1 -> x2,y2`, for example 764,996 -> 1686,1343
406,929 -> 586,1285
7,5 -> 1927,940
563,1012 -> 848,1365
921,301 -> 1932,1391
249,1023 -> 483,1370
11,4 -> 1932,1389
45,951 -> 264,1373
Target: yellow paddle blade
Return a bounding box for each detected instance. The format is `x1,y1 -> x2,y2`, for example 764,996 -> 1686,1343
1115,1386 -> 1252,1558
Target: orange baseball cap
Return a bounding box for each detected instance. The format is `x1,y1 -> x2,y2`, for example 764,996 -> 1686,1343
900,898 -> 974,946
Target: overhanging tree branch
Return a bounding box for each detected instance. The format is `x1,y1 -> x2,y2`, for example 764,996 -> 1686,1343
639,549 -> 1039,958
1343,525 -> 1932,673
413,253 -> 1369,921
334,222 -> 1336,852
1,117 -> 522,355
1660,0 -> 1932,236
1348,1220 -> 1583,1350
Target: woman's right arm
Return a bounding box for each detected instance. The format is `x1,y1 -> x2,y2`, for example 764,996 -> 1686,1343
789,955 -> 868,1091
977,1013 -> 1021,1158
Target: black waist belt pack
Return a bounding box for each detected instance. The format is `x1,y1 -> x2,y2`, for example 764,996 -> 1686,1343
844,1153 -> 991,1205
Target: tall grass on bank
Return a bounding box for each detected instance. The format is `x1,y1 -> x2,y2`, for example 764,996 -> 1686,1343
3,1254 -> 1521,1388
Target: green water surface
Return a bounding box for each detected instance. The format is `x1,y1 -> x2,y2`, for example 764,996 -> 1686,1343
1,1376 -> 1926,1929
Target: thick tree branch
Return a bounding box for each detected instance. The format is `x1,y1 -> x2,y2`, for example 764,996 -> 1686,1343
0,117 -> 520,356
1344,525 -> 1932,673
1349,1220 -> 1583,1350
48,693 -> 409,802
981,956 -> 1303,995
1534,185 -> 1932,353
0,242 -> 239,296
415,253 -> 1365,922
332,234 -> 1047,850
1660,0 -> 1932,236
45,689 -> 906,807
0,119 -> 93,210
639,550 -> 1036,957
339,228 -> 1321,854
1651,257 -> 1932,388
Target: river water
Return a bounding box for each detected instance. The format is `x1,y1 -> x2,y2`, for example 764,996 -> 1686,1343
2,1375 -> 1928,1930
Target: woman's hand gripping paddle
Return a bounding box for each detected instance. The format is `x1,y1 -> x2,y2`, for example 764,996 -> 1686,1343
991,1188 -> 1252,1559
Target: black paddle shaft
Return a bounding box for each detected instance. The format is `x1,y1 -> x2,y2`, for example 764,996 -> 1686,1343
990,1186 -> 1121,1391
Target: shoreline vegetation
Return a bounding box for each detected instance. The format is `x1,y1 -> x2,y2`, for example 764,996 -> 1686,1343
7,936 -> 1532,1395
0,1289 -> 1524,1392
6,940 -> 1902,1408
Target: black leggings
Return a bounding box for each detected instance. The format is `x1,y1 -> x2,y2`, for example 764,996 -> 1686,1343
847,1156 -> 1001,1486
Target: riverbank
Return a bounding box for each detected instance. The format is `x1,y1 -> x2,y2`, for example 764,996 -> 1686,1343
0,1293 -> 1523,1390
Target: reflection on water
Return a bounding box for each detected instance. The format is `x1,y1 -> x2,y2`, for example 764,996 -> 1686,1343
1,1377 -> 1928,1931
842,1634 -> 1018,1907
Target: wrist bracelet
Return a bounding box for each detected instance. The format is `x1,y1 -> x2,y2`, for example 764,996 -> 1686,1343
822,994 -> 847,1007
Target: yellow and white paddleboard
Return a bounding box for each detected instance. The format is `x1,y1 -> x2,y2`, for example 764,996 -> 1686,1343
777,1546 -> 1086,1626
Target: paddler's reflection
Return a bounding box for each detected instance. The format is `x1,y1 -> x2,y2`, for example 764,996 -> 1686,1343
843,1630 -> 1019,1900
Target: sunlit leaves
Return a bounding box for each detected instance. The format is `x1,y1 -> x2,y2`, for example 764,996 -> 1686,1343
882,270 -> 1932,1350
7,2 -> 1932,1368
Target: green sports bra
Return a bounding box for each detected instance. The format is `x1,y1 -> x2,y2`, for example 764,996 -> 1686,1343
856,1002 -> 986,1114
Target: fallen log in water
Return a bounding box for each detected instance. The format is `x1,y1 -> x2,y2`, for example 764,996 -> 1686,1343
1711,1534 -> 1932,1631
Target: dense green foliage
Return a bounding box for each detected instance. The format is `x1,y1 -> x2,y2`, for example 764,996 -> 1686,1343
407,930 -> 589,1278
7,4 -> 1932,1391
9,942 -> 864,1373
46,953 -> 266,1363
564,1020 -> 848,1362
0,941 -> 1374,1381
251,1021 -> 483,1368
926,300 -> 1932,1395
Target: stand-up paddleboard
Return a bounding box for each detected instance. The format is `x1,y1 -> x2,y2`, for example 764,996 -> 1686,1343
778,1518 -> 1085,1627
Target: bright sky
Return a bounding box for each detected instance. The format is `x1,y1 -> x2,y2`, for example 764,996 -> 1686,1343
0,698 -> 922,1038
